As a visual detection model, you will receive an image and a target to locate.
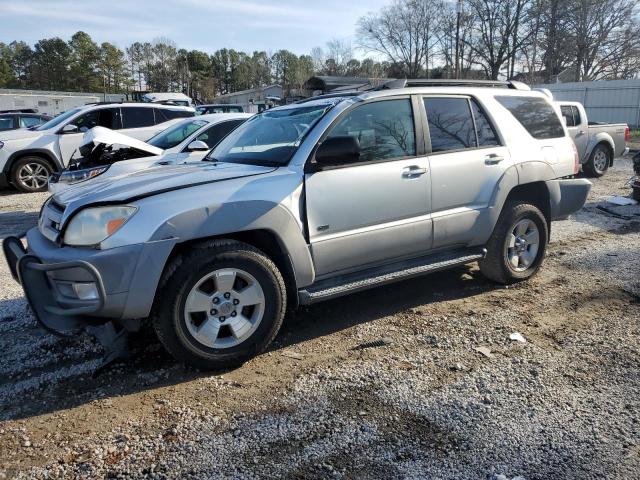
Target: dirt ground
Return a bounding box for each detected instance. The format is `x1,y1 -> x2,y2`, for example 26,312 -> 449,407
0,158 -> 638,479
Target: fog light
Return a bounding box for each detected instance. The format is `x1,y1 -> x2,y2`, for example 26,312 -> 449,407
72,282 -> 99,300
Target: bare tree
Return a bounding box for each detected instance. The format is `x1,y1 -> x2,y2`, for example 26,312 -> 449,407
570,0 -> 639,81
462,0 -> 533,80
357,0 -> 444,78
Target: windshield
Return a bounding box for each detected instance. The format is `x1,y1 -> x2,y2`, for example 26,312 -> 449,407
147,119 -> 208,150
35,108 -> 82,131
206,104 -> 330,166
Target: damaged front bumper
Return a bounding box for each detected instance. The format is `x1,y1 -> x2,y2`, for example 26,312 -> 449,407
3,234 -> 107,335
3,228 -> 176,336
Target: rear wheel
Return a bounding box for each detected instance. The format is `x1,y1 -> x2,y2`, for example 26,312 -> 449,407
152,240 -> 286,369
480,201 -> 548,284
11,156 -> 52,192
583,144 -> 610,178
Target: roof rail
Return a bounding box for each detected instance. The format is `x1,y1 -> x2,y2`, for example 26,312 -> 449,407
375,78 -> 531,91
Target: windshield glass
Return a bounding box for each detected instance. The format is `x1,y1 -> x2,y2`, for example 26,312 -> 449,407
147,119 -> 208,150
35,108 -> 82,131
207,104 -> 330,166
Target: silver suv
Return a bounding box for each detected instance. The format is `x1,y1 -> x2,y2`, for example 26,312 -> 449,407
3,80 -> 591,369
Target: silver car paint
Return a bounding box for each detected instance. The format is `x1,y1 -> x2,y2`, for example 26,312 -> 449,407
27,86 -> 588,321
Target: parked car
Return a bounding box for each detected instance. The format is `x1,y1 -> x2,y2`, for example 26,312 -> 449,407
48,113 -> 251,193
0,103 -> 194,192
142,92 -> 193,107
3,79 -> 591,370
196,104 -> 244,114
557,101 -> 629,177
0,112 -> 51,131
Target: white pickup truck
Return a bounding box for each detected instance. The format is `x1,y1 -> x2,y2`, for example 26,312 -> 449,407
557,101 -> 629,177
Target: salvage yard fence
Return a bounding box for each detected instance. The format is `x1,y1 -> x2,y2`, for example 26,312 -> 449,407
536,79 -> 640,128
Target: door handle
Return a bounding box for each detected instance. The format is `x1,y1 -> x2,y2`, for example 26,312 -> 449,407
485,154 -> 504,165
402,165 -> 428,177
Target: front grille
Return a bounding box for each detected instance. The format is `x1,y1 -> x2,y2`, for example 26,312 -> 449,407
38,199 -> 64,243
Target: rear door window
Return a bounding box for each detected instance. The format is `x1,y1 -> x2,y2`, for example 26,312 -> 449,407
326,98 -> 416,163
121,107 -> 155,129
0,116 -> 15,130
155,108 -> 194,122
571,106 -> 581,126
560,106 -> 575,127
496,96 -> 565,139
195,120 -> 246,149
424,97 -> 476,152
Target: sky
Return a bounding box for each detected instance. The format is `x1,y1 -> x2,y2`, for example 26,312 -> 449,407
0,0 -> 391,56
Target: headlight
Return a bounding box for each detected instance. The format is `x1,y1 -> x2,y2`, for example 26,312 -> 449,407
56,165 -> 109,185
63,205 -> 137,246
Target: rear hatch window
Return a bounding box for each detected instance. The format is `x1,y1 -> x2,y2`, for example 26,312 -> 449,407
496,96 -> 564,140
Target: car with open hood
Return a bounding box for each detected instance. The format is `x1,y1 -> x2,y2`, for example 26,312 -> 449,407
0,102 -> 195,192
4,79 -> 592,372
48,113 -> 251,194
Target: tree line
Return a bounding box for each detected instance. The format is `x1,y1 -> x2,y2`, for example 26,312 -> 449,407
358,0 -> 640,83
0,0 -> 638,101
0,32 -> 388,101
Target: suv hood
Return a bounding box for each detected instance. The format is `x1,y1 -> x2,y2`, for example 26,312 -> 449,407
81,127 -> 163,156
53,161 -> 276,215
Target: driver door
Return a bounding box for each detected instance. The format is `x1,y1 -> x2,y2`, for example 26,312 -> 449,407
57,108 -> 121,164
305,98 -> 432,278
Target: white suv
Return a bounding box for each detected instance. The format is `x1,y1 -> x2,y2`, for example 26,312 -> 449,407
0,102 -> 194,192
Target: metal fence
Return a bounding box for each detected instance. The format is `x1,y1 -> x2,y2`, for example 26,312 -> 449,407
536,79 -> 640,128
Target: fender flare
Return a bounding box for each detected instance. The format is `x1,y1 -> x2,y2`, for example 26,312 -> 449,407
585,132 -> 615,163
148,200 -> 316,288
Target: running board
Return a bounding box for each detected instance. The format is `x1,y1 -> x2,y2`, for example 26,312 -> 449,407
298,248 -> 486,305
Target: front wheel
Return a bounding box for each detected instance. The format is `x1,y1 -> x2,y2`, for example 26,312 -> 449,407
583,144 -> 610,177
152,240 -> 287,369
480,202 -> 548,284
11,156 -> 53,192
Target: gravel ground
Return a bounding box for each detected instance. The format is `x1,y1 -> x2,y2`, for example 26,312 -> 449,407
0,159 -> 638,479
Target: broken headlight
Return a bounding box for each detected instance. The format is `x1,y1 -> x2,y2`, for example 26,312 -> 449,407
55,165 -> 109,185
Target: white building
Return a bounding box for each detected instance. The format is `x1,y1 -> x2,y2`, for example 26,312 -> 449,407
0,89 -> 126,116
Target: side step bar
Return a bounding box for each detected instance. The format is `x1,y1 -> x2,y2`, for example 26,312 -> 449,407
298,248 -> 486,305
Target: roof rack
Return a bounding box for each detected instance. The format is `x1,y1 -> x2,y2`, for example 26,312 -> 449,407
295,78 -> 531,105
374,78 -> 531,91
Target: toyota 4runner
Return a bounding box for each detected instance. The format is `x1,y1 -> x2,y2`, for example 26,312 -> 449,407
3,79 -> 592,369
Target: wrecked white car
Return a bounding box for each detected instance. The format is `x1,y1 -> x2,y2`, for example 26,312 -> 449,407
48,113 -> 251,193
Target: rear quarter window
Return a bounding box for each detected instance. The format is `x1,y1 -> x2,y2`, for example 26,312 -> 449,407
496,96 -> 565,140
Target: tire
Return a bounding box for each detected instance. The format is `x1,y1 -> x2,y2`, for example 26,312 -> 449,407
480,201 -> 548,284
151,239 -> 287,369
583,144 -> 610,178
10,156 -> 53,192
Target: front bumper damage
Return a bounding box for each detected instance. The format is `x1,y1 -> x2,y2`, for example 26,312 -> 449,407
3,229 -> 176,372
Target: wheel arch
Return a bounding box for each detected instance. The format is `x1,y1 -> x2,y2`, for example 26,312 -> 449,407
4,149 -> 62,176
167,229 -> 302,310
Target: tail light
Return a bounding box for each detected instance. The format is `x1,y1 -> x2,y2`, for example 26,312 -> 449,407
625,126 -> 630,143
571,140 -> 580,175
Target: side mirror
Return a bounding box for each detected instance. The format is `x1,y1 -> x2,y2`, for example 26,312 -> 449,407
314,135 -> 361,168
187,140 -> 209,151
61,124 -> 79,134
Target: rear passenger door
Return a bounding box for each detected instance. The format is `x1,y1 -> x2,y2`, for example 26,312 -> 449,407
305,97 -> 433,277
423,96 -> 511,249
120,106 -> 157,140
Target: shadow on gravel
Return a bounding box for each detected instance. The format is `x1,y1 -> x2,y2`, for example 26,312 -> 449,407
0,262 -> 496,422
0,210 -> 39,238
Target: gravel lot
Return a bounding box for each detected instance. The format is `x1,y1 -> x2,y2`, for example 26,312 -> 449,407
0,159 -> 638,479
